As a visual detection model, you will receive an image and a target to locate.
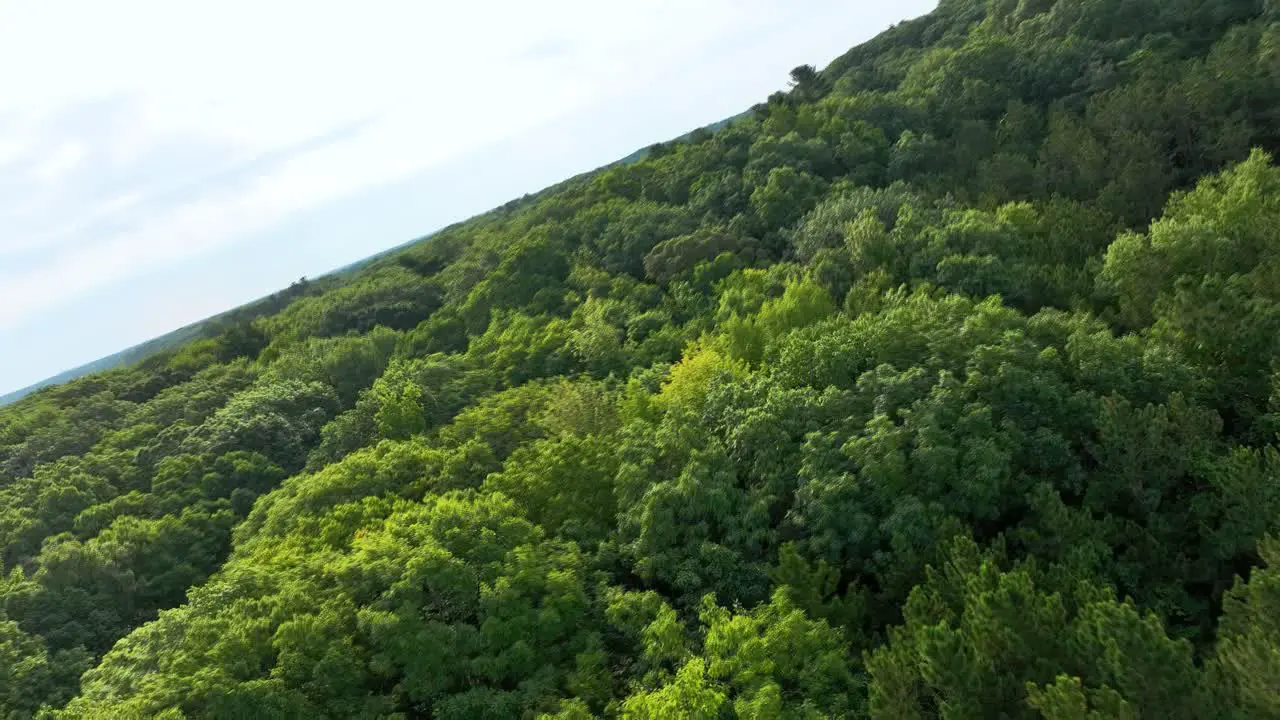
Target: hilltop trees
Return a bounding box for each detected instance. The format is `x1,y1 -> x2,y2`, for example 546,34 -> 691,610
2,0 -> 1280,716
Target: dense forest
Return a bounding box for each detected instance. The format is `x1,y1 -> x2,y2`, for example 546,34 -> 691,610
3,0 -> 1280,716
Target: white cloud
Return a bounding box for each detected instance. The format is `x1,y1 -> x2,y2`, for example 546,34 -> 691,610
32,142 -> 85,182
0,0 -> 798,328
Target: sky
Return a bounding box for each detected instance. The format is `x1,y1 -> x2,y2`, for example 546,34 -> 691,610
0,0 -> 936,397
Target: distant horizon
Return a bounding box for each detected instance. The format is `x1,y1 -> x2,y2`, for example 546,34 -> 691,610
0,1 -> 936,397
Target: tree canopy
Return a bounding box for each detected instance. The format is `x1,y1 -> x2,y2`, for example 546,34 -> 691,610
4,0 -> 1280,716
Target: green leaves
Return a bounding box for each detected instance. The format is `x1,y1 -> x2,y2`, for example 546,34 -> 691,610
1212,536 -> 1280,718
617,591 -> 859,719
5,1 -> 1280,717
867,538 -> 1213,719
0,618 -> 92,719
1101,149 -> 1280,437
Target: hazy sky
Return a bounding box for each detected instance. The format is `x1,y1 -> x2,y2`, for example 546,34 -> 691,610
0,0 -> 935,396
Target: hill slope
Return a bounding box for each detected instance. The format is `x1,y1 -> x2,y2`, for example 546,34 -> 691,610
4,0 -> 1280,717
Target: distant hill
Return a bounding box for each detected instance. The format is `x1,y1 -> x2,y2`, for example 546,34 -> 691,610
0,323 -> 206,407
612,111 -> 750,166
0,114 -> 749,408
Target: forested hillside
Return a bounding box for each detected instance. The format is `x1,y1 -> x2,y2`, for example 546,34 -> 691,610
4,0 -> 1280,716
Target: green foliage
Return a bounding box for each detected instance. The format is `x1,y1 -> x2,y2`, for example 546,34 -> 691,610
1212,535 -> 1280,718
866,537 -> 1214,718
4,0 -> 1280,715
